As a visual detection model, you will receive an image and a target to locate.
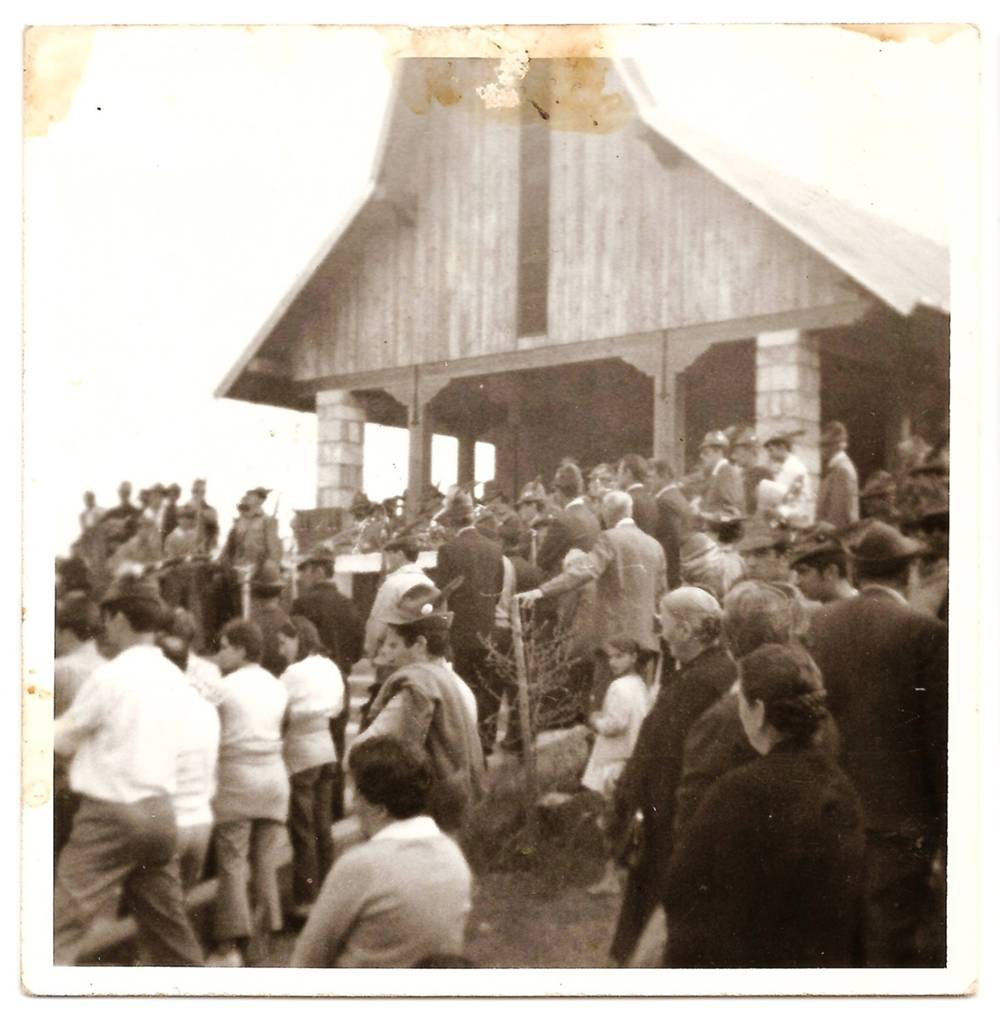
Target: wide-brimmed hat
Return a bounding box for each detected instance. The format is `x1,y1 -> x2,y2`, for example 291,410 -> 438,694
699,430 -> 729,452
297,547 -> 336,571
820,421 -> 849,446
788,522 -> 844,568
763,429 -> 805,449
680,532 -> 717,563
516,481 -> 548,507
246,487 -> 271,502
737,522 -> 791,555
100,572 -> 163,610
384,534 -> 421,560
250,560 -> 285,597
383,582 -> 454,628
848,522 -> 925,566
481,480 -> 506,504
727,425 -> 758,450
437,485 -> 475,524
860,470 -> 897,501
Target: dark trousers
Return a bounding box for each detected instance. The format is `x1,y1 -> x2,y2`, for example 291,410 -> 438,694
288,763 -> 336,907
454,645 -> 501,752
863,830 -> 945,967
328,709 -> 349,821
54,795 -> 204,966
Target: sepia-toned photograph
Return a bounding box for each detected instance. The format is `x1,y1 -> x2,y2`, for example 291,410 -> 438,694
20,13 -> 985,999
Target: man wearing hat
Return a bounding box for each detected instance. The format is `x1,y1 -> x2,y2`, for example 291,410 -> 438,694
52,575 -> 204,965
249,560 -> 292,677
859,470 -> 899,524
788,524 -> 857,604
433,486 -> 505,751
807,523 -> 947,967
514,479 -> 552,566
480,480 -> 522,541
221,487 -> 282,570
693,430 -> 745,530
364,535 -> 435,666
904,488 -> 949,622
727,426 -> 772,517
292,549 -> 364,820
536,460 -> 601,575
356,582 -> 486,832
735,521 -> 793,584
763,430 -> 813,525
815,421 -> 860,530
190,478 -> 220,554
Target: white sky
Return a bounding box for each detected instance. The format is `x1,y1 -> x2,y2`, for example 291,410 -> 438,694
23,23 -> 977,556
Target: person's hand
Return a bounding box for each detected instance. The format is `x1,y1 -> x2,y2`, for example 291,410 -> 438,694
517,589 -> 544,607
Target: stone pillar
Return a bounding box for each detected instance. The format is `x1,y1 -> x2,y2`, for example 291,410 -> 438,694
315,389 -> 365,509
755,329 -> 822,497
457,433 -> 477,488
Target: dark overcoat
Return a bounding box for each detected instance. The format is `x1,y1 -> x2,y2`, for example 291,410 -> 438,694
664,743 -> 866,968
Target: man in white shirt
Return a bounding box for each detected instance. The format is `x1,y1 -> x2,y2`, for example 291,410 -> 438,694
364,536 -> 434,665
763,430 -> 814,525
53,577 -> 204,966
53,595 -> 107,861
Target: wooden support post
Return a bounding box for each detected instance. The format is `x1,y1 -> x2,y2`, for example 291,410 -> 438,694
405,400 -> 435,521
510,597 -> 538,842
457,433 -> 477,489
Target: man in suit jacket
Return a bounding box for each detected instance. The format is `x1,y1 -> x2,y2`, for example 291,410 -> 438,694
806,522 -> 947,967
649,458 -> 693,591
816,421 -> 860,529
536,461 -> 601,576
693,431 -> 745,530
520,490 -> 667,658
292,549 -> 365,819
617,453 -> 658,537
432,488 -> 505,752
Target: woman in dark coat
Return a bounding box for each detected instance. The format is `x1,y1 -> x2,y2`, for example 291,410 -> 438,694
663,643 -> 865,968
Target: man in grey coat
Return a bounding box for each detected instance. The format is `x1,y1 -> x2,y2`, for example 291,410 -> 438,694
519,490 -> 667,700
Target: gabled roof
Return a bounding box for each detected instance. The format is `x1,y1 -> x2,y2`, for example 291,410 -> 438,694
219,56 -> 950,405
617,58 -> 949,318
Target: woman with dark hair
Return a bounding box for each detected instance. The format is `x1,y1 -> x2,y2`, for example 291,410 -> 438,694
291,736 -> 473,967
663,643 -> 865,967
278,615 -> 345,917
355,584 -> 485,833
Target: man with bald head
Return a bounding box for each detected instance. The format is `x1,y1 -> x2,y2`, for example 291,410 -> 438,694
520,490 -> 667,699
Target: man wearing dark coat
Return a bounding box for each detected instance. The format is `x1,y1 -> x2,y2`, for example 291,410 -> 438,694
535,461 -> 601,576
606,587 -> 737,966
806,522 -> 948,967
617,453 -> 658,538
292,549 -> 365,820
815,420 -> 860,529
432,488 -> 505,752
649,458 -> 693,591
693,431 -> 745,529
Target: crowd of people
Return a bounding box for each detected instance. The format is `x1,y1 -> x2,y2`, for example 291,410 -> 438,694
51,417 -> 949,969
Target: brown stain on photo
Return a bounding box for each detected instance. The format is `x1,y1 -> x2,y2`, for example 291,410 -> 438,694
840,24 -> 972,44
24,26 -> 95,138
384,25 -> 631,134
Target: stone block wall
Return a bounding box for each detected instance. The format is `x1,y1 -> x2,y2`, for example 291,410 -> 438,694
316,389 -> 365,509
755,329 -> 822,504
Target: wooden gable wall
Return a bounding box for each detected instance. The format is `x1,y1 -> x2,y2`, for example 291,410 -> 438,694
287,59 -> 862,385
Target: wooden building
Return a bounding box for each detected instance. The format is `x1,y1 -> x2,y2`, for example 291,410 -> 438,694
218,58 -> 949,518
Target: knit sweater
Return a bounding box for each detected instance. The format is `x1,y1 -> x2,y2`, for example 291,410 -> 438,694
291,816 -> 472,968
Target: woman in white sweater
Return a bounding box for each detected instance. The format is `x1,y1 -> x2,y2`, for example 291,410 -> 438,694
291,735 -> 472,968
278,616 -> 345,917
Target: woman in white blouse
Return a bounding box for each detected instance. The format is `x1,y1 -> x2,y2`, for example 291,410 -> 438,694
278,616 -> 345,918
